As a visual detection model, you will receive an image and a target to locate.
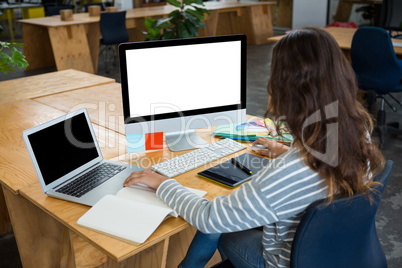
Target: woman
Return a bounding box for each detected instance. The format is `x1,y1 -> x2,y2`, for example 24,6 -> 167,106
123,27 -> 384,268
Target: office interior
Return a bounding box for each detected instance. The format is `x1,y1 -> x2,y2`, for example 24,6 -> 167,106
0,0 -> 401,267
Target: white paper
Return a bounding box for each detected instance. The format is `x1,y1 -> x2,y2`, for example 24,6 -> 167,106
77,195 -> 172,244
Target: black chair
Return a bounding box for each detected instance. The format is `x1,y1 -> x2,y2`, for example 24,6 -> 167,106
84,2 -> 110,12
379,0 -> 402,38
45,5 -> 74,16
99,11 -> 129,73
213,160 -> 393,268
351,26 -> 402,148
290,160 -> 393,268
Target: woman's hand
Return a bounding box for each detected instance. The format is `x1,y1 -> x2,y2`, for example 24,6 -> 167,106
123,170 -> 169,190
252,138 -> 289,158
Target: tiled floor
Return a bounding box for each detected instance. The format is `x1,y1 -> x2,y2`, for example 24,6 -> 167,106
1,33 -> 401,267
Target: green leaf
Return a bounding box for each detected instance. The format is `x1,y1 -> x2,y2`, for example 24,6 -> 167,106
0,41 -> 24,49
0,52 -> 11,63
168,9 -> 181,17
155,17 -> 172,29
149,33 -> 162,41
167,0 -> 182,8
11,47 -> 28,69
195,6 -> 210,16
144,18 -> 157,30
144,30 -> 162,40
0,41 -> 10,49
162,29 -> 176,40
0,59 -> 15,74
150,27 -> 161,36
185,8 -> 204,21
11,42 -> 24,47
182,12 -> 197,23
177,22 -> 191,38
183,12 -> 204,28
143,25 -> 162,40
183,0 -> 203,6
183,20 -> 199,37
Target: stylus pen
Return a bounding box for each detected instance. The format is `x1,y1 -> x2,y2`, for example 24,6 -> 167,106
231,158 -> 252,175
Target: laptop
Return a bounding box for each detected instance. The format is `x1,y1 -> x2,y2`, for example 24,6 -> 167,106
22,108 -> 145,206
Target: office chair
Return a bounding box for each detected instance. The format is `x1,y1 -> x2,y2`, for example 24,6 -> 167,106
212,160 -> 393,268
99,11 -> 129,73
351,26 -> 402,148
290,160 -> 393,268
45,5 -> 74,16
379,0 -> 402,38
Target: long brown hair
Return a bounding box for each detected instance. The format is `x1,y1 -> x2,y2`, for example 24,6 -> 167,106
266,27 -> 384,202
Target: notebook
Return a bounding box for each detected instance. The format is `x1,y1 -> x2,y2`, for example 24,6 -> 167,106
76,183 -> 207,245
22,108 -> 145,206
198,153 -> 270,188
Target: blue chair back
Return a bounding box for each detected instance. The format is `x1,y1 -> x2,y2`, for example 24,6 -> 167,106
100,11 -> 129,45
46,5 -> 74,16
290,160 -> 393,268
84,3 -> 107,12
351,26 -> 401,94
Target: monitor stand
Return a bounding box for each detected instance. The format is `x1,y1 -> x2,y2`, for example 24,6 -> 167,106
165,130 -> 209,152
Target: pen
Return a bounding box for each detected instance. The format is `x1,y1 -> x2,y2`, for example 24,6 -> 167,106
231,158 -> 252,175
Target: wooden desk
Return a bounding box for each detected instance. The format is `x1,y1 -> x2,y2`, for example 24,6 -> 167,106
0,70 -> 256,267
0,98 -> 126,192
0,70 -> 114,233
0,69 -> 114,104
0,99 -> 128,267
0,70 -> 115,193
19,1 -> 275,74
267,27 -> 402,60
15,137 -> 242,267
35,82 -> 126,135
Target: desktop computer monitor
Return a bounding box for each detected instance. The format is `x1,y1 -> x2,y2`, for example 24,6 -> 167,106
379,0 -> 402,37
119,35 -> 247,151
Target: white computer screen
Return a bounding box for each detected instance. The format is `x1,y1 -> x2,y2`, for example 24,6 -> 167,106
124,41 -> 242,118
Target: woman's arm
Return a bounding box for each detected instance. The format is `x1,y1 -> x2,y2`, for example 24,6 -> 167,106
124,170 -> 278,233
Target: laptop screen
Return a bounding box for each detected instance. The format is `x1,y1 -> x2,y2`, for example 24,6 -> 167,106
27,112 -> 99,186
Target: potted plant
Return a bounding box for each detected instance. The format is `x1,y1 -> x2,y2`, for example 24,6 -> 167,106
0,41 -> 29,74
144,0 -> 210,40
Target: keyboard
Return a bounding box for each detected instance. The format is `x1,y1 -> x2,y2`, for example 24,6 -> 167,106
56,163 -> 126,198
150,138 -> 247,178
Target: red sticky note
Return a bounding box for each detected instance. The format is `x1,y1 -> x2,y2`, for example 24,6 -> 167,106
145,132 -> 163,150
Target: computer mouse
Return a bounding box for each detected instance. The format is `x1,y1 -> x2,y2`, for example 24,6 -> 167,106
251,144 -> 269,151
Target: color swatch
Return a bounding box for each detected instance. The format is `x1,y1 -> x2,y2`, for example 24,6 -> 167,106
127,132 -> 163,153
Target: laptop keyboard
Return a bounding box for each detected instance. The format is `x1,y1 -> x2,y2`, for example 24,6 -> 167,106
56,163 -> 126,198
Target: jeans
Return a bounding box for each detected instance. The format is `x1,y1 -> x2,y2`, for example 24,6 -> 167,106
178,231 -> 221,268
179,229 -> 265,268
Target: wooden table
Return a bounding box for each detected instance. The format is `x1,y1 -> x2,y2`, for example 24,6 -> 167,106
0,70 -> 121,265
0,70 -> 257,267
0,70 -> 115,233
34,82 -> 126,135
18,1 -> 275,74
0,69 -> 114,104
267,27 -> 402,60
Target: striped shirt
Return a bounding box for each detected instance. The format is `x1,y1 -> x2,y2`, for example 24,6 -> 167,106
156,148 -> 328,267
